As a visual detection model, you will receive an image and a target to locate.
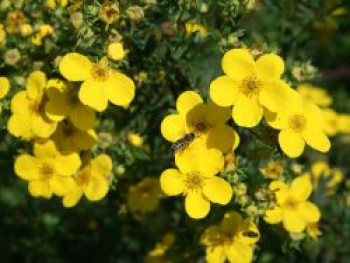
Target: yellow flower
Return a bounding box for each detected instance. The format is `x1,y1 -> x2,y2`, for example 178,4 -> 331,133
127,132 -> 143,147
45,78 -> 96,130
6,11 -> 27,33
309,161 -> 343,195
59,53 -> 135,112
20,23 -> 33,37
146,232 -> 175,263
297,84 -> 332,107
7,71 -> 57,140
107,42 -> 125,61
161,91 -> 239,154
99,1 -> 120,24
38,24 -> 54,37
210,48 -> 294,127
14,140 -> 81,199
260,160 -> 284,180
62,154 -> 112,207
266,99 -> 331,158
160,148 -> 232,219
0,77 -> 10,99
46,0 -> 69,10
338,114 -> 350,133
185,22 -> 207,36
306,222 -> 322,240
0,24 -> 7,45
201,211 -> 260,263
52,120 -> 97,153
31,33 -> 43,46
322,109 -> 339,136
264,175 -> 321,233
127,177 -> 162,214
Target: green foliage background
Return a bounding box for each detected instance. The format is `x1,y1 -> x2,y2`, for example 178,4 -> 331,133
0,0 -> 349,262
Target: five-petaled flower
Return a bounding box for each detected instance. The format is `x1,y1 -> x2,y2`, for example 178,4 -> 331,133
266,97 -> 331,158
264,175 -> 321,233
201,211 -> 260,263
63,154 -> 112,207
210,48 -> 294,127
160,148 -> 232,219
59,53 -> 135,112
14,140 -> 81,199
8,71 -> 57,140
161,91 -> 239,154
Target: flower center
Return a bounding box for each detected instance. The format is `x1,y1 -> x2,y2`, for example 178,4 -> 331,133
195,122 -> 208,133
184,172 -> 205,193
288,114 -> 306,132
240,76 -> 261,97
91,63 -> 109,81
62,122 -> 75,136
76,170 -> 90,186
40,163 -> 54,179
284,197 -> 299,210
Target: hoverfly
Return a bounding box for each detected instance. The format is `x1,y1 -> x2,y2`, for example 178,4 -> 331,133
242,231 -> 259,238
171,133 -> 195,152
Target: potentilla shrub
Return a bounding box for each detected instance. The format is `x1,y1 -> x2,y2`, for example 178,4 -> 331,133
0,0 -> 349,262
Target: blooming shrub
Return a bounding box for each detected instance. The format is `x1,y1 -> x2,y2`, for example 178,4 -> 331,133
0,0 -> 349,262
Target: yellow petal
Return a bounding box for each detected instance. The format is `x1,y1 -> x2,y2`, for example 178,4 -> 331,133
55,153 -> 81,176
74,129 -> 98,151
264,107 -> 288,130
206,102 -> 231,126
59,53 -> 92,81
203,176 -> 233,205
278,129 -> 305,158
0,77 -> 10,99
290,174 -> 312,201
185,191 -> 210,219
232,94 -> 263,127
31,115 -> 57,138
256,53 -> 284,80
160,169 -> 184,196
207,124 -> 239,153
26,71 -> 46,100
107,71 -> 135,107
79,80 -> 109,112
10,91 -> 31,115
283,210 -> 306,233
304,103 -> 325,131
85,176 -> 109,201
91,154 -> 113,176
34,140 -> 58,158
222,48 -> 255,80
46,78 -> 69,101
269,181 -> 289,204
209,76 -> 239,107
264,207 -> 283,224
69,105 -> 96,131
302,128 -> 330,153
297,201 -> 321,223
176,91 -> 203,116
49,176 -> 75,196
7,114 -> 34,140
220,211 -> 242,233
14,155 -> 41,180
205,246 -> 226,263
259,80 -> 303,113
45,100 -> 70,121
63,187 -> 83,208
175,148 -> 224,177
226,242 -> 253,263
28,180 -> 52,199
160,114 -> 186,142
